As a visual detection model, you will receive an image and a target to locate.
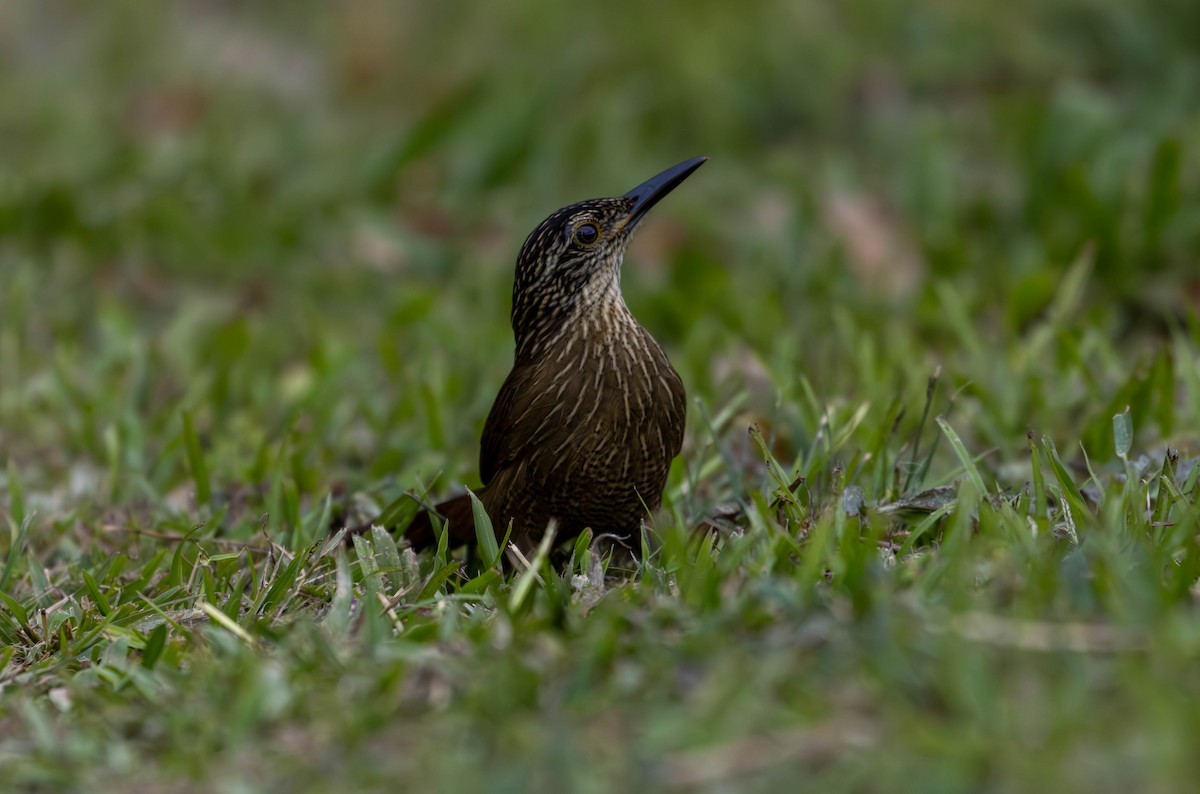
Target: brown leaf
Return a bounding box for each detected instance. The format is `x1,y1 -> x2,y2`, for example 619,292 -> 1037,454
822,191 -> 923,297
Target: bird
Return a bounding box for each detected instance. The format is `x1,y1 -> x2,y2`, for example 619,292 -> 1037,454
403,157 -> 707,556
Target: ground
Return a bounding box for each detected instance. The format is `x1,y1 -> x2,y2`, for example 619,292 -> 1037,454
1,3 -> 1200,792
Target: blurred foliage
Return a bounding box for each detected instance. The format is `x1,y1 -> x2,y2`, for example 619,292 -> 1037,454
0,1 -> 1196,480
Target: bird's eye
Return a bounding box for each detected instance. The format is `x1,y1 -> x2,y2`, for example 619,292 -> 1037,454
572,223 -> 600,246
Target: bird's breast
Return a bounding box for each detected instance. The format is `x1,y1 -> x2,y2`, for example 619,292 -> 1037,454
527,310 -> 685,487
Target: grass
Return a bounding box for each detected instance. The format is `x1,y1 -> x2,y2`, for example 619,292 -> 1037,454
2,2 -> 1200,791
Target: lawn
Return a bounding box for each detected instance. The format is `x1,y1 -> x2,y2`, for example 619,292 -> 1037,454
2,2 -> 1200,791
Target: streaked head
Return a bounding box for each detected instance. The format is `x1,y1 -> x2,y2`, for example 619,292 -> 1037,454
511,156 -> 707,354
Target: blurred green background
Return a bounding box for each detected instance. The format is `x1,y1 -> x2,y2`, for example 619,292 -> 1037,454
3,1 -> 1197,498
3,2 -> 1200,791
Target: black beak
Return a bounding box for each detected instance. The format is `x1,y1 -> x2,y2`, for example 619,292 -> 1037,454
623,156 -> 707,229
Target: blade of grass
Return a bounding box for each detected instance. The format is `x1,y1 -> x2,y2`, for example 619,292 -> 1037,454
936,416 -> 986,494
0,512 -> 33,594
180,410 -> 212,506
509,521 -> 558,612
467,489 -> 500,569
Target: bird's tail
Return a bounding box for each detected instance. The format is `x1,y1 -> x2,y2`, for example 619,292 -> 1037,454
402,492 -> 478,550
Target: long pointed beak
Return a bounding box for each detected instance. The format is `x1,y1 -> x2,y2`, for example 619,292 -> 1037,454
623,156 -> 707,229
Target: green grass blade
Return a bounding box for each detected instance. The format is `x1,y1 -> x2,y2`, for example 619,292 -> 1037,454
936,416 -> 986,493
467,489 -> 500,569
5,459 -> 24,530
81,569 -> 112,616
0,512 -> 33,595
180,410 -> 212,506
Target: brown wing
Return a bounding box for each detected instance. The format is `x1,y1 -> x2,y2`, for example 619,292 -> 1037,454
662,362 -> 687,459
634,325 -> 687,462
480,363 -> 537,485
479,359 -> 578,486
479,367 -> 518,485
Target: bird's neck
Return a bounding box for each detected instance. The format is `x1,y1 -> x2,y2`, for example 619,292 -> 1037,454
513,274 -> 634,363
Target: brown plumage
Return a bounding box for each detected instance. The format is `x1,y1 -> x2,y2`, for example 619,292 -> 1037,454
405,157 -> 706,554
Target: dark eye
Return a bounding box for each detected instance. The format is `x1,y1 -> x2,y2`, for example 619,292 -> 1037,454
572,223 -> 599,246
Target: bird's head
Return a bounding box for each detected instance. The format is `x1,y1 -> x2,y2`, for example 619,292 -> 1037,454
511,156 -> 706,356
